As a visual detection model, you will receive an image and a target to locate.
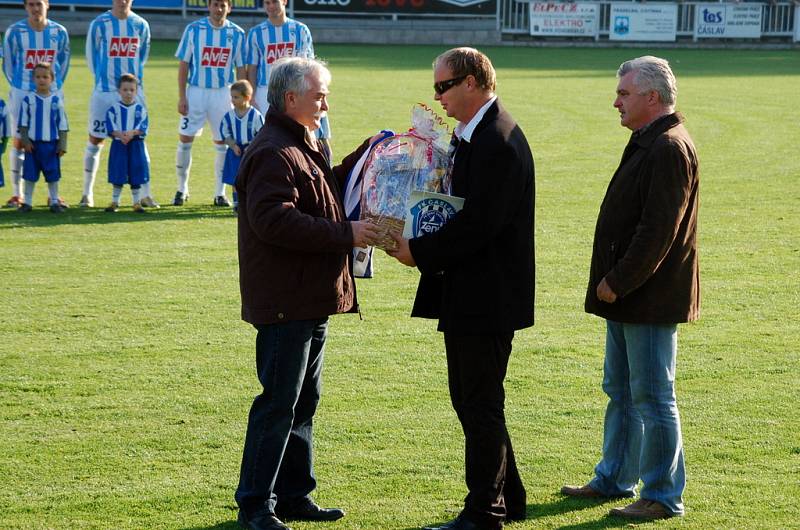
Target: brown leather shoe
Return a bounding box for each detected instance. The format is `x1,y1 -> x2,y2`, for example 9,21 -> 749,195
560,484 -> 606,498
609,499 -> 674,520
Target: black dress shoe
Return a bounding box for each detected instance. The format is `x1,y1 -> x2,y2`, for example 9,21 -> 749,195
237,510 -> 291,530
275,496 -> 345,521
422,515 -> 497,530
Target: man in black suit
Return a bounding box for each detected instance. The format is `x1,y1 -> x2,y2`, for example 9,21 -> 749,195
388,47 -> 535,530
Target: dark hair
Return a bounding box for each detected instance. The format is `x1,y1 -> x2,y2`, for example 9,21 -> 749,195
32,61 -> 54,78
231,79 -> 253,97
118,73 -> 139,88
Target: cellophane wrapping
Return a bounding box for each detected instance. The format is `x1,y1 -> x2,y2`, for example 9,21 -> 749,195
360,104 -> 453,250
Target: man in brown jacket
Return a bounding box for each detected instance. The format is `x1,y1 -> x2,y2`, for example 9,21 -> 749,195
561,56 -> 699,521
234,57 -> 379,530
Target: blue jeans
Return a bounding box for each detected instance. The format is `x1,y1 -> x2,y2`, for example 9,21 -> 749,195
235,318 -> 328,517
589,320 -> 686,516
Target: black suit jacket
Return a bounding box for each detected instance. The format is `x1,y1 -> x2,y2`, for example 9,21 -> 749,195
408,99 -> 535,334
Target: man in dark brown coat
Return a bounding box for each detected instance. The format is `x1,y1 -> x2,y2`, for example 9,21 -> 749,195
561,56 -> 699,521
234,56 -> 379,530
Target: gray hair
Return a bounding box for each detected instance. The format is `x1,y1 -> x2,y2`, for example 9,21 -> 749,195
267,57 -> 331,112
617,56 -> 677,107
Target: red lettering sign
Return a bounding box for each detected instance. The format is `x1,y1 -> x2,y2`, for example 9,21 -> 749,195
108,37 -> 140,58
24,49 -> 56,70
533,2 -> 577,12
200,46 -> 231,67
265,43 -> 295,65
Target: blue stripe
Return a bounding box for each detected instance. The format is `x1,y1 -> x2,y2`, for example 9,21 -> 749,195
246,109 -> 255,143
25,26 -> 37,91
139,18 -> 149,80
109,19 -> 119,91
191,23 -> 200,86
34,96 -> 44,140
139,106 -> 148,134
11,30 -> 22,89
126,18 -> 136,86
204,22 -> 213,89
258,28 -> 269,86
217,26 -> 226,87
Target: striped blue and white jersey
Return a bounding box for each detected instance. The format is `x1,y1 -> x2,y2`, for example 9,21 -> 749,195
176,18 -> 245,89
2,19 -> 70,91
18,93 -> 68,141
105,100 -> 148,137
219,106 -> 263,146
0,100 -> 9,138
246,18 -> 313,88
86,11 -> 150,92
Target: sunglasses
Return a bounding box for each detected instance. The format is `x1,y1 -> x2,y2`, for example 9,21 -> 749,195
433,75 -> 467,96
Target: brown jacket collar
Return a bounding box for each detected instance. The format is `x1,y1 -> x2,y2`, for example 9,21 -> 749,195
631,112 -> 684,149
265,106 -> 319,152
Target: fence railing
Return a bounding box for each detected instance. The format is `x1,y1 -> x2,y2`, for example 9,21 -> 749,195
501,0 -> 797,40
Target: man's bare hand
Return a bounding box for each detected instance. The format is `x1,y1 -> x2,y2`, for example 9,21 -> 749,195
351,220 -> 379,248
597,277 -> 618,303
386,232 -> 415,267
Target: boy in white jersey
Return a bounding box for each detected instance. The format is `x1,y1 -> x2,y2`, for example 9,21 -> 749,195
245,0 -> 332,159
104,73 -> 149,213
2,0 -> 69,208
17,62 -> 68,213
81,0 -> 157,208
219,80 -> 263,214
173,0 -> 246,207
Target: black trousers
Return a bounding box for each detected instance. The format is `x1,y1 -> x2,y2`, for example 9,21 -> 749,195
444,331 -> 526,529
444,332 -> 526,528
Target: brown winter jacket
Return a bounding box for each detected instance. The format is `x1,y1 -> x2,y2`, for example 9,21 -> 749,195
585,112 -> 700,324
236,108 -> 369,325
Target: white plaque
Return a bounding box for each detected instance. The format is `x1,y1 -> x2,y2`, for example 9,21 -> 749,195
695,3 -> 762,39
610,3 -> 677,41
530,2 -> 598,37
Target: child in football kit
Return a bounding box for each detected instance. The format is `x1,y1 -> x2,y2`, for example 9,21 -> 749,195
219,80 -> 263,213
104,73 -> 150,213
0,100 -> 9,189
17,63 -> 69,213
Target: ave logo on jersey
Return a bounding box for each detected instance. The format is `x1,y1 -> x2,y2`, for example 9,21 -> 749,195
265,43 -> 295,64
201,46 -> 231,67
24,49 -> 56,70
109,37 -> 140,58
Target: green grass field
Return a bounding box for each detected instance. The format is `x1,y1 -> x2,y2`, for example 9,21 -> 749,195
1,41 -> 798,529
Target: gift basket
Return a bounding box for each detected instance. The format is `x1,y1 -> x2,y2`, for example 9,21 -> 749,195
360,103 -> 454,250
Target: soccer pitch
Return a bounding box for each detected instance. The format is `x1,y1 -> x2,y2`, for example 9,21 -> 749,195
0,42 -> 798,529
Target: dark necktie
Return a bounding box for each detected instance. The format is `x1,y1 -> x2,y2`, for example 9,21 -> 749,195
448,131 -> 460,162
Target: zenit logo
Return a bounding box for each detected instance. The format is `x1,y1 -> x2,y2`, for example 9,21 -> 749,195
24,49 -> 56,69
201,46 -> 231,67
265,43 -> 295,64
109,37 -> 139,58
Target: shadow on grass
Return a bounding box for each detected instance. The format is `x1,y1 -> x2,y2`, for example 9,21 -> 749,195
399,497 -> 631,530
182,521 -> 239,530
0,204 -> 235,228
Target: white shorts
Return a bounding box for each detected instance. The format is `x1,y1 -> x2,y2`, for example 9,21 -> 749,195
88,87 -> 146,139
8,86 -> 65,139
253,86 -> 332,139
252,86 -> 270,116
178,85 -> 231,141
